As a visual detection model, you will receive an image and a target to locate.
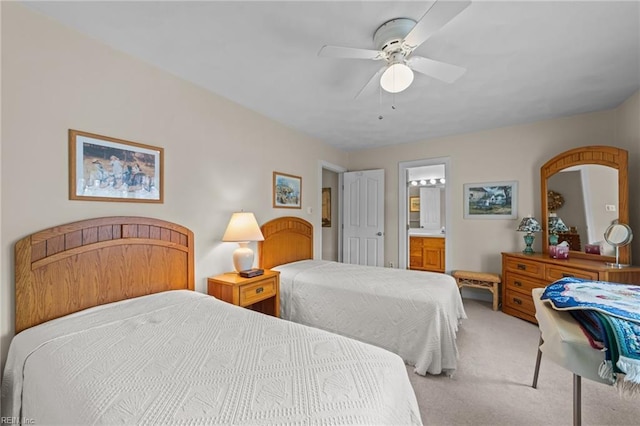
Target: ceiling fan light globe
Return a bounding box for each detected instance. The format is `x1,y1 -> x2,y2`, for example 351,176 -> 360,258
380,63 -> 414,93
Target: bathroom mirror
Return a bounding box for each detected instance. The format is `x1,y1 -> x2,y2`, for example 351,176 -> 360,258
540,146 -> 630,264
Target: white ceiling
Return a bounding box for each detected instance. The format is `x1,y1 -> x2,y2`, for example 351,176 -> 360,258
22,1 -> 640,152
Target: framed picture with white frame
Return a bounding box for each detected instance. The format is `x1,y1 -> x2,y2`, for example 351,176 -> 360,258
463,180 -> 518,219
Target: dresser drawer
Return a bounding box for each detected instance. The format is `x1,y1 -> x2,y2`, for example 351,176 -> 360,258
505,273 -> 545,296
504,257 -> 544,279
240,277 -> 277,306
545,265 -> 599,282
504,288 -> 536,315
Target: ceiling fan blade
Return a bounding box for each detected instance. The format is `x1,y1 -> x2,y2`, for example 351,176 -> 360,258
403,0 -> 471,49
318,45 -> 385,60
407,56 -> 466,83
354,66 -> 387,99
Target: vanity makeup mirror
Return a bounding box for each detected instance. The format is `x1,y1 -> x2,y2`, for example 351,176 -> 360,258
604,222 -> 633,268
540,146 -> 630,264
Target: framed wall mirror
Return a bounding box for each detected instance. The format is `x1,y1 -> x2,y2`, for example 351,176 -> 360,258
540,145 -> 630,264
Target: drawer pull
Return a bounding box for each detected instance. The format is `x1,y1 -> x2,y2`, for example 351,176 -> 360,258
562,273 -> 574,278
517,264 -> 526,270
513,298 -> 522,305
256,287 -> 264,294
514,281 -> 522,287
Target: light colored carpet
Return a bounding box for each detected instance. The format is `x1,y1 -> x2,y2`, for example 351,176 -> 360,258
407,299 -> 640,426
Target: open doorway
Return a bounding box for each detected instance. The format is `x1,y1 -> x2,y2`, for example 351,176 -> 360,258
398,157 -> 451,270
319,161 -> 346,261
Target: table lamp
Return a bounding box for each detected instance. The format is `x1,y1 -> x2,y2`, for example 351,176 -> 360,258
222,212 -> 264,272
517,216 -> 542,254
548,213 -> 569,245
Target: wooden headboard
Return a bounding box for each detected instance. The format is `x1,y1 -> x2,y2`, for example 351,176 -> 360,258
15,216 -> 195,333
259,217 -> 313,269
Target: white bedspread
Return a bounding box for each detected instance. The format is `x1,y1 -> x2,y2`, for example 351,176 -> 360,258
1,290 -> 421,425
274,260 -> 467,376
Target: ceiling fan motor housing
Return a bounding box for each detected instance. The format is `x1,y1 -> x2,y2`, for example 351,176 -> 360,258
373,18 -> 416,54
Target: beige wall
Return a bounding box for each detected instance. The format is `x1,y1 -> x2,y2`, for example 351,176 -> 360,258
583,165 -> 619,254
0,4 -> 347,368
613,91 -> 640,260
347,109 -> 624,274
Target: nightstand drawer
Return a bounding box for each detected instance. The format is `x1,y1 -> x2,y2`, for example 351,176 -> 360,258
504,257 -> 544,279
240,277 -> 277,307
545,266 -> 599,282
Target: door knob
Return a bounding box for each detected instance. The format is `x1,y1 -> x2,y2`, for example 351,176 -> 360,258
376,232 -> 383,236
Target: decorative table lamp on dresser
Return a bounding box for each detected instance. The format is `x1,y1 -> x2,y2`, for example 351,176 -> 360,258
547,213 -> 569,246
516,216 -> 542,254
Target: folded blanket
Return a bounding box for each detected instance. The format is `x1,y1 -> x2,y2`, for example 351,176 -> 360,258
542,277 -> 640,397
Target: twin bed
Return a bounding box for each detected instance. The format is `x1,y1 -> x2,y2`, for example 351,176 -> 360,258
260,217 -> 466,376
2,215 -> 465,424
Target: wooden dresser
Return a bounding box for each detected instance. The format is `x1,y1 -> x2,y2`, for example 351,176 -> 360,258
501,252 -> 640,323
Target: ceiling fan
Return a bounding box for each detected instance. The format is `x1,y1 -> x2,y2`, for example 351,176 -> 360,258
318,0 -> 470,98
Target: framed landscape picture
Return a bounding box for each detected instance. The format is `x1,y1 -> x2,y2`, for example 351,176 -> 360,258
463,180 -> 517,219
273,171 -> 302,209
69,129 -> 163,203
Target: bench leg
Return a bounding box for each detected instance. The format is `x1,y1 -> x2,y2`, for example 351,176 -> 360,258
492,283 -> 499,311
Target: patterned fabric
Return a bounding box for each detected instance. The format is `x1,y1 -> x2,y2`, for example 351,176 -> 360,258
569,310 -> 604,350
542,278 -> 640,395
1,291 -> 422,425
541,277 -> 640,322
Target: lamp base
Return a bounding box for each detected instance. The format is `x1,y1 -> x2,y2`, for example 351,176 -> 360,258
522,233 -> 535,255
232,242 -> 254,272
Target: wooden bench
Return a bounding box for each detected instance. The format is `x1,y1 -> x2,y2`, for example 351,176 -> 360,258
452,270 -> 501,311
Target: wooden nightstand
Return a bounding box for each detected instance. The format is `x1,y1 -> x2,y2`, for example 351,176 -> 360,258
207,269 -> 280,317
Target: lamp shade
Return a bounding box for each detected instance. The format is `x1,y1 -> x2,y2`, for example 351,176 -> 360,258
380,63 -> 414,93
222,212 -> 264,242
548,213 -> 569,233
516,216 -> 542,233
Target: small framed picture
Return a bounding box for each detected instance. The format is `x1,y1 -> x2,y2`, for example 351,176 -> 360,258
463,180 -> 517,219
69,129 -> 163,203
409,196 -> 420,212
322,187 -> 331,227
273,171 -> 302,209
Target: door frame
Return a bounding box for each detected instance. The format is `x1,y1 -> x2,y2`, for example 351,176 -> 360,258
318,160 -> 347,262
398,157 -> 451,270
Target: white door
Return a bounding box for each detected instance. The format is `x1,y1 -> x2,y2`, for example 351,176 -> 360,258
420,187 -> 441,231
343,169 -> 385,266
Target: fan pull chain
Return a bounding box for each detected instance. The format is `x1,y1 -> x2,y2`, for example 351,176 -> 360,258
378,84 -> 384,120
